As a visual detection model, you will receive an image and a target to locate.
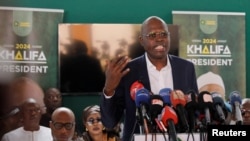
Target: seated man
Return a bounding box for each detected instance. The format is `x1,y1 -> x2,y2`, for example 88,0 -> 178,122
50,107 -> 79,141
1,98 -> 52,141
241,98 -> 250,125
0,77 -> 46,139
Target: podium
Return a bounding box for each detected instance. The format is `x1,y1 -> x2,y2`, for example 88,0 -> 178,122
134,133 -> 202,141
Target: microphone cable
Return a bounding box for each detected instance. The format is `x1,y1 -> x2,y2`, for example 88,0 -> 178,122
155,118 -> 168,141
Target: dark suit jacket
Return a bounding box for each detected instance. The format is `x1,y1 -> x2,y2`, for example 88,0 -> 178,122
100,54 -> 198,141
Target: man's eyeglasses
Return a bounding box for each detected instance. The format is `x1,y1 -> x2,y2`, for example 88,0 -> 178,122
242,109 -> 250,116
143,31 -> 170,40
52,121 -> 75,130
86,118 -> 102,125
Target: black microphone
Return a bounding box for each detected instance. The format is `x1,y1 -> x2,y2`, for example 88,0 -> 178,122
185,90 -> 198,132
211,92 -> 226,124
229,91 -> 243,125
170,89 -> 189,132
198,91 -> 213,126
135,88 -> 151,134
149,95 -> 164,132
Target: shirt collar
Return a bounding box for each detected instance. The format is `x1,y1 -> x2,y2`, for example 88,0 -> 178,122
145,53 -> 171,70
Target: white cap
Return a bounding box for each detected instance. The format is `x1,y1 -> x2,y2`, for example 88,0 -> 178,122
197,71 -> 225,92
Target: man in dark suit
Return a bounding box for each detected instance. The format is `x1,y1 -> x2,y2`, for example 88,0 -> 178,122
100,16 -> 198,141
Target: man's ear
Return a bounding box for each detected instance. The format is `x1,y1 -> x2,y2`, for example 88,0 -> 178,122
139,36 -> 144,47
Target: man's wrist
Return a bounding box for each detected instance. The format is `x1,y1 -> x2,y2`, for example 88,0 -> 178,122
103,87 -> 115,96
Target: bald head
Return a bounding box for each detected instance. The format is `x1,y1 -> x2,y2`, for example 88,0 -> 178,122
141,16 -> 168,34
20,98 -> 39,113
51,107 -> 75,121
50,107 -> 75,141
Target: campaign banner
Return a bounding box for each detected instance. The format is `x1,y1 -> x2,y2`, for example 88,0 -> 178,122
172,11 -> 246,99
0,7 -> 64,90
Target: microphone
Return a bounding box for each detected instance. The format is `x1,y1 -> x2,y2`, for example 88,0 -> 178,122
130,81 -> 145,132
159,88 -> 172,106
135,88 -> 151,133
185,90 -> 198,132
229,91 -> 243,125
160,106 -> 178,141
149,95 -> 164,132
170,89 -> 189,132
130,80 -> 144,101
198,91 -> 213,126
211,92 -> 226,124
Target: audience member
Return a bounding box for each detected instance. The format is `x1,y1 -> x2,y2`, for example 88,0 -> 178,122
0,76 -> 46,139
50,107 -> 78,141
81,105 -> 121,141
60,39 -> 105,93
1,98 -> 52,141
100,16 -> 198,141
241,98 -> 250,125
40,87 -> 62,127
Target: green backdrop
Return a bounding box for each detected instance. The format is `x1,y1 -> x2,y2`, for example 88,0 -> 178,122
1,0 -> 249,133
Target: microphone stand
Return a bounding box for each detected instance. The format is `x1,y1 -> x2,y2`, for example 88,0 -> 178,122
136,108 -> 143,134
167,120 -> 178,141
197,117 -> 207,141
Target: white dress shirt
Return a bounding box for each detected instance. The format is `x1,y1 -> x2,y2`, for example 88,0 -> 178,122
145,53 -> 173,94
1,126 -> 52,141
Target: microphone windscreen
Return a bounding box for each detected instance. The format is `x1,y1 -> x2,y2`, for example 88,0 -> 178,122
150,95 -> 164,119
185,90 -> 198,109
198,91 -> 213,114
229,91 -> 242,106
170,90 -> 186,108
198,91 -> 213,104
135,88 -> 150,108
159,88 -> 172,106
130,80 -> 144,101
211,92 -> 225,106
161,106 -> 178,127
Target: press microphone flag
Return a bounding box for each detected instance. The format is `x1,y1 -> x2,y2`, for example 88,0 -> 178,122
229,91 -> 243,125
